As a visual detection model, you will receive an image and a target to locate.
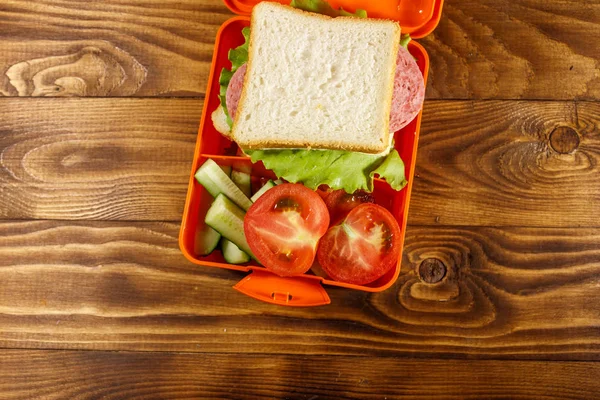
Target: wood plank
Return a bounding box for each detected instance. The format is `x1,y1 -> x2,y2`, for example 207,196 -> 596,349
1,350 -> 599,400
422,0 -> 600,100
409,100 -> 600,227
0,0 -> 230,97
2,220 -> 600,359
2,98 -> 598,226
0,97 -> 201,220
0,0 -> 598,100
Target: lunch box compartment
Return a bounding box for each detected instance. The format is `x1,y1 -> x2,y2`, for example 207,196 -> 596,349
180,0 -> 444,306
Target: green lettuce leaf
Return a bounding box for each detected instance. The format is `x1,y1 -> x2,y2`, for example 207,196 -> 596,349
400,33 -> 411,49
371,149 -> 407,189
290,0 -> 367,18
228,27 -> 250,71
218,27 -> 250,127
246,148 -> 407,193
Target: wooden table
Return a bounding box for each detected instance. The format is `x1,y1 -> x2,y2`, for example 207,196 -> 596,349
1,0 -> 599,398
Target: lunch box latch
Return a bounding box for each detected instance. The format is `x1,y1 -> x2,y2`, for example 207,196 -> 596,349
234,268 -> 331,306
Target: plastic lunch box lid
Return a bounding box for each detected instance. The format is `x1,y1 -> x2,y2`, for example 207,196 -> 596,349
222,0 -> 444,38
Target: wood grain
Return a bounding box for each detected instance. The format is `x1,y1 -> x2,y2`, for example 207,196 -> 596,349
0,0 -> 598,100
2,0 -> 599,395
2,220 -> 600,359
422,0 -> 600,100
409,100 -> 600,227
0,0 -> 230,97
0,98 -> 201,220
1,350 -> 599,400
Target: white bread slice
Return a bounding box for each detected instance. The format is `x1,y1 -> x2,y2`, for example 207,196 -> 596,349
211,107 -> 232,138
232,2 -> 400,154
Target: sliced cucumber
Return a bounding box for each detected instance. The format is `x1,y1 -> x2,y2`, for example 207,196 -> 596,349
195,159 -> 253,211
221,238 -> 250,264
194,223 -> 221,256
251,180 -> 275,202
231,170 -> 252,198
205,193 -> 255,259
219,165 -> 232,177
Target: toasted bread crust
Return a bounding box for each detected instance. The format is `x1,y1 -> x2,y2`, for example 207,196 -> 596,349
240,137 -> 386,153
381,26 -> 401,151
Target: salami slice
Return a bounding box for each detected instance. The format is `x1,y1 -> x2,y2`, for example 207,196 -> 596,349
226,63 -> 247,120
389,46 -> 425,132
225,47 -> 424,131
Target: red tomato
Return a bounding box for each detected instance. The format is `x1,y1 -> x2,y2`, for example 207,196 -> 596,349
316,185 -> 332,201
244,183 -> 329,277
324,189 -> 375,225
317,203 -> 401,285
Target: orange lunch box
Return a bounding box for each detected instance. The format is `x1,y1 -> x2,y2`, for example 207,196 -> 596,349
179,0 -> 444,306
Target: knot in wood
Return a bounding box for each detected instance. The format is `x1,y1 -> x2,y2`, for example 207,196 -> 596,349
549,126 -> 580,154
418,258 -> 446,284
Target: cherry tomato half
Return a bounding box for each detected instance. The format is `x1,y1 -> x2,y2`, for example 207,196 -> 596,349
323,189 -> 375,225
244,183 -> 329,276
317,203 -> 401,285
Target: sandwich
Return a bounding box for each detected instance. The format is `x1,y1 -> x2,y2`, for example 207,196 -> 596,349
211,1 -> 425,194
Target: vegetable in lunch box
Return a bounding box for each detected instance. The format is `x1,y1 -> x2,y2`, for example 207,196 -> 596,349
221,238 -> 251,264
194,223 -> 221,256
195,158 -> 253,211
195,159 -> 279,262
231,170 -> 252,198
205,193 -> 256,260
244,183 -> 329,277
250,179 -> 275,202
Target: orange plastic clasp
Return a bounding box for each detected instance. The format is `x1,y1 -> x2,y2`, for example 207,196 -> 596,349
234,268 -> 331,307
